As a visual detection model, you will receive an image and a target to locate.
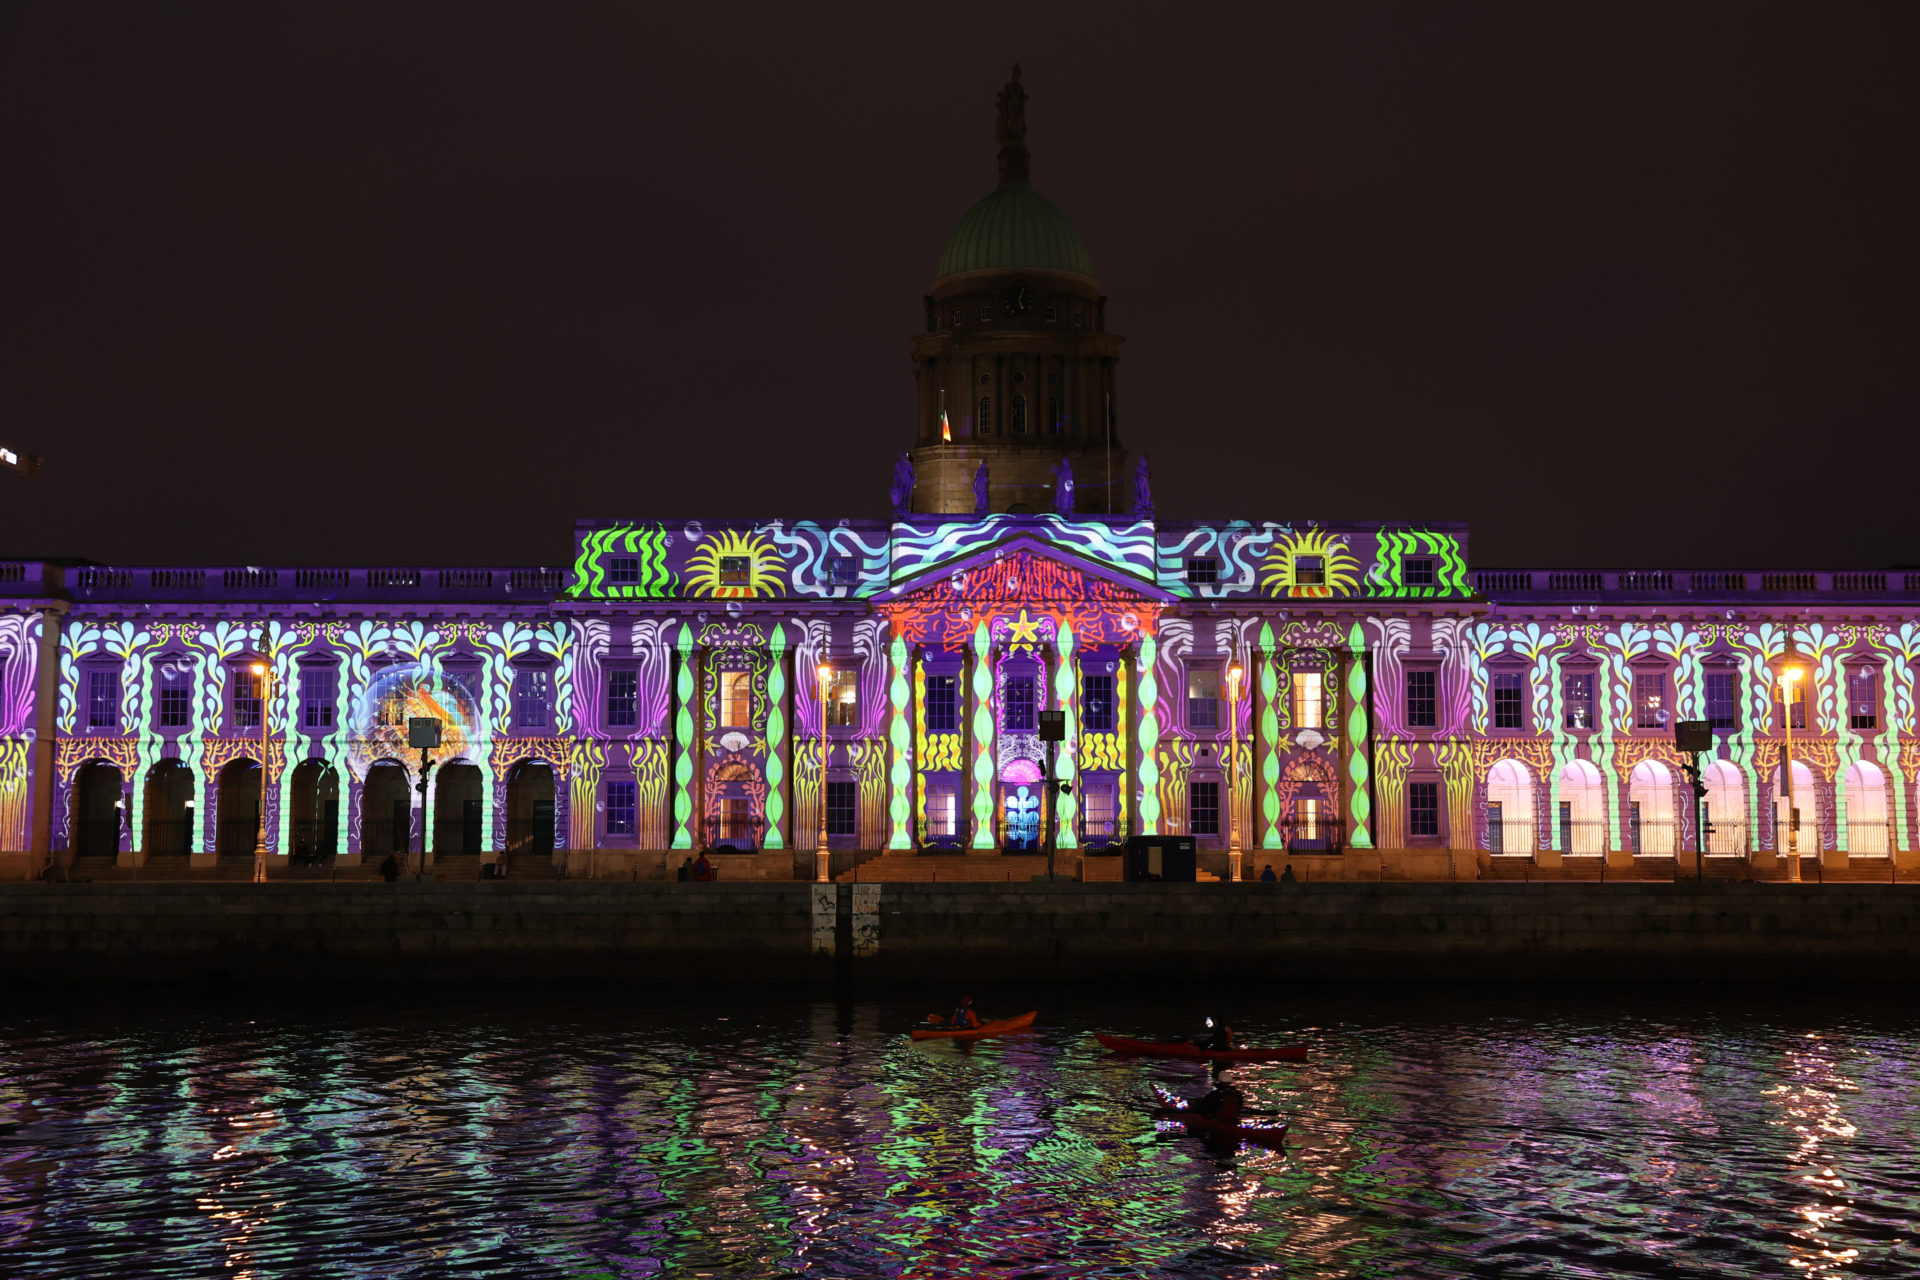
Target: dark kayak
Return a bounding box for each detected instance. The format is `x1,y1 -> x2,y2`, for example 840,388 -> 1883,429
1151,1086 -> 1289,1148
1097,1033 -> 1307,1062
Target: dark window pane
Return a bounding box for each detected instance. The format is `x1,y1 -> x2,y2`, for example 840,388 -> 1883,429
1189,780 -> 1219,836
607,669 -> 638,728
1083,673 -> 1114,733
1406,670 -> 1437,728
605,780 -> 636,835
1004,675 -> 1036,732
1706,671 -> 1739,730
925,675 -> 958,734
1408,781 -> 1440,837
1563,673 -> 1595,730
1492,672 -> 1524,730
826,780 -> 857,837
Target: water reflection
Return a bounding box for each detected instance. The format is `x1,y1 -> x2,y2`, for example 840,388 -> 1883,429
3,991 -> 1918,1277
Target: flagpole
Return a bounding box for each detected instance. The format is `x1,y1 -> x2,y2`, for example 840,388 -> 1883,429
1104,392 -> 1112,514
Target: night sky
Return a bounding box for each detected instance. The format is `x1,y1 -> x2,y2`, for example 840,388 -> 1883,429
3,3 -> 1915,571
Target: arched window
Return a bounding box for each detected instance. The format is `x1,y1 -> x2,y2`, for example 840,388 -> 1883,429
1843,760 -> 1888,854
1557,759 -> 1606,854
1628,759 -> 1676,855
1703,760 -> 1746,854
1487,759 -> 1534,855
1011,395 -> 1027,435
977,396 -> 992,433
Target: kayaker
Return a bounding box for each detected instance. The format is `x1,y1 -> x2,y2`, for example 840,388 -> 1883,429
1197,1017 -> 1236,1052
1190,1066 -> 1244,1125
949,995 -> 982,1030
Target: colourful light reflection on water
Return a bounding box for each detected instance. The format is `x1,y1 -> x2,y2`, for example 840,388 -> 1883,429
2,990 -> 1918,1277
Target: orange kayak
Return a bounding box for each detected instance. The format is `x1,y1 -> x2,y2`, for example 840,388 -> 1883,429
1097,1033 -> 1307,1063
910,1010 -> 1038,1041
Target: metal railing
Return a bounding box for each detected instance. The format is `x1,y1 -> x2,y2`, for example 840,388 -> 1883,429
1630,818 -> 1679,856
703,815 -> 768,852
361,819 -> 409,856
74,818 -> 122,857
1282,818 -> 1345,852
1488,817 -> 1536,856
144,817 -> 193,856
1558,818 -> 1609,856
1704,820 -> 1749,856
1845,820 -> 1892,856
218,818 -> 258,857
291,819 -> 338,864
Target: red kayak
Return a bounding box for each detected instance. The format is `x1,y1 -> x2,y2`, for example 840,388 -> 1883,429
910,1010 -> 1037,1041
1151,1087 -> 1288,1148
1097,1033 -> 1307,1063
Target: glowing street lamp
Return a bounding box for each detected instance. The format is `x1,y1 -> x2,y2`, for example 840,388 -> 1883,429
250,661 -> 271,883
817,662 -> 833,883
0,447 -> 42,477
1777,660 -> 1805,883
1227,660 -> 1244,882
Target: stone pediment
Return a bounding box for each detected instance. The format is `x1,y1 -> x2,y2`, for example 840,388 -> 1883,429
879,538 -> 1174,610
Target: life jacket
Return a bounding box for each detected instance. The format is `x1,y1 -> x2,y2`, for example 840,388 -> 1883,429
951,1005 -> 980,1028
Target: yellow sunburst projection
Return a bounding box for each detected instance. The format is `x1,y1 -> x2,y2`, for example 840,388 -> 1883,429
1260,528 -> 1360,599
686,530 -> 782,598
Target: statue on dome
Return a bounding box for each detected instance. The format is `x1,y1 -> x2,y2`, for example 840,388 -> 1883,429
1052,457 -> 1075,514
1132,454 -> 1154,517
891,453 -> 914,516
995,65 -> 1030,186
973,461 -> 990,515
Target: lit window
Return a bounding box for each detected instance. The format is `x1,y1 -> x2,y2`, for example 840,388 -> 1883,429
827,557 -> 858,586
720,556 -> 750,585
977,396 -> 992,433
158,663 -> 192,729
1404,557 -> 1435,587
1634,672 -> 1666,729
1189,780 -> 1220,836
607,669 -> 638,728
721,670 -> 752,727
1187,668 -> 1219,730
827,669 -> 859,728
1776,677 -> 1807,730
1706,671 -> 1739,730
605,780 -> 636,836
826,779 -> 857,837
1406,670 -> 1437,728
1298,796 -> 1321,841
1291,670 -> 1324,727
927,784 -> 958,838
1185,557 -> 1218,586
1083,782 -> 1117,840
1083,673 -> 1114,733
1043,306 -> 1057,323
1408,781 -> 1440,837
1492,672 -> 1524,730
232,668 -> 262,729
514,667 -> 551,731
301,665 -> 336,730
1563,672 -> 1595,730
979,305 -> 992,323
925,675 -> 958,734
1003,674 -> 1036,732
1849,668 -> 1877,730
720,795 -> 751,842
608,557 -> 639,585
87,669 -> 121,730
1295,556 -> 1325,586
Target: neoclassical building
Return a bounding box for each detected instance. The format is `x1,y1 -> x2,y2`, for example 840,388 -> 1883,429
3,71 -> 1916,882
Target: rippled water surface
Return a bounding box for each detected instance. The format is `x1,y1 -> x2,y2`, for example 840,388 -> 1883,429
4,985 -> 1918,1278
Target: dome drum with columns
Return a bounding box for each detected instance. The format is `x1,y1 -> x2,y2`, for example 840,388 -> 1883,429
909,66 -> 1126,515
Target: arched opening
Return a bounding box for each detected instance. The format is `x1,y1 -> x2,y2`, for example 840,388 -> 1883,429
290,760 -> 339,864
362,761 -> 412,859
434,762 -> 484,856
215,759 -> 261,858
72,761 -> 124,857
506,760 -> 555,862
1557,759 -> 1606,855
1628,760 -> 1676,855
1703,760 -> 1746,854
143,760 -> 194,856
1769,760 -> 1820,853
1486,759 -> 1534,855
1843,760 -> 1889,855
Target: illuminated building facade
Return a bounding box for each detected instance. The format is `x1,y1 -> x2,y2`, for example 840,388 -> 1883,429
3,70 -> 1916,881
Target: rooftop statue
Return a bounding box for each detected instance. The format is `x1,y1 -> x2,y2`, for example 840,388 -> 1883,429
1052,456 -> 1075,514
995,64 -> 1030,186
891,453 -> 914,516
1132,454 -> 1154,517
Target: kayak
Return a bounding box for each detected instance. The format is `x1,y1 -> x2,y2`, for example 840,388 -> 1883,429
1096,1033 -> 1307,1063
910,1010 -> 1038,1041
1152,1087 -> 1289,1148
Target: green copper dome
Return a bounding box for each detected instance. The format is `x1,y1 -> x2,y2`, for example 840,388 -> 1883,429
936,182 -> 1094,280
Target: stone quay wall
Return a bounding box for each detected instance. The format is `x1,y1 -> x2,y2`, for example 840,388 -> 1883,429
3,882 -> 1918,984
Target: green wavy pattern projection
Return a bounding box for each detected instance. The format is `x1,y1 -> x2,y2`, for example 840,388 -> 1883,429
1053,622 -> 1077,849
572,524 -> 678,599
1366,528 -> 1469,598
670,624 -> 695,849
970,623 -> 995,848
1137,634 -> 1161,834
888,633 -> 912,849
1345,622 -> 1373,848
1259,623 -> 1281,848
764,625 -> 788,849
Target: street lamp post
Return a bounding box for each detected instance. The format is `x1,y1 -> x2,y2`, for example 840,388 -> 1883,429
817,663 -> 832,883
250,662 -> 271,883
1779,662 -> 1804,883
1227,661 -> 1243,882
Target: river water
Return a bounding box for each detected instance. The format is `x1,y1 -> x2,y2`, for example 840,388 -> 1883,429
3,985 -> 1916,1278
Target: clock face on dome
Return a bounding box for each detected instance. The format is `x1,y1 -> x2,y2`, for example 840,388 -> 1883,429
1002,283 -> 1035,315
